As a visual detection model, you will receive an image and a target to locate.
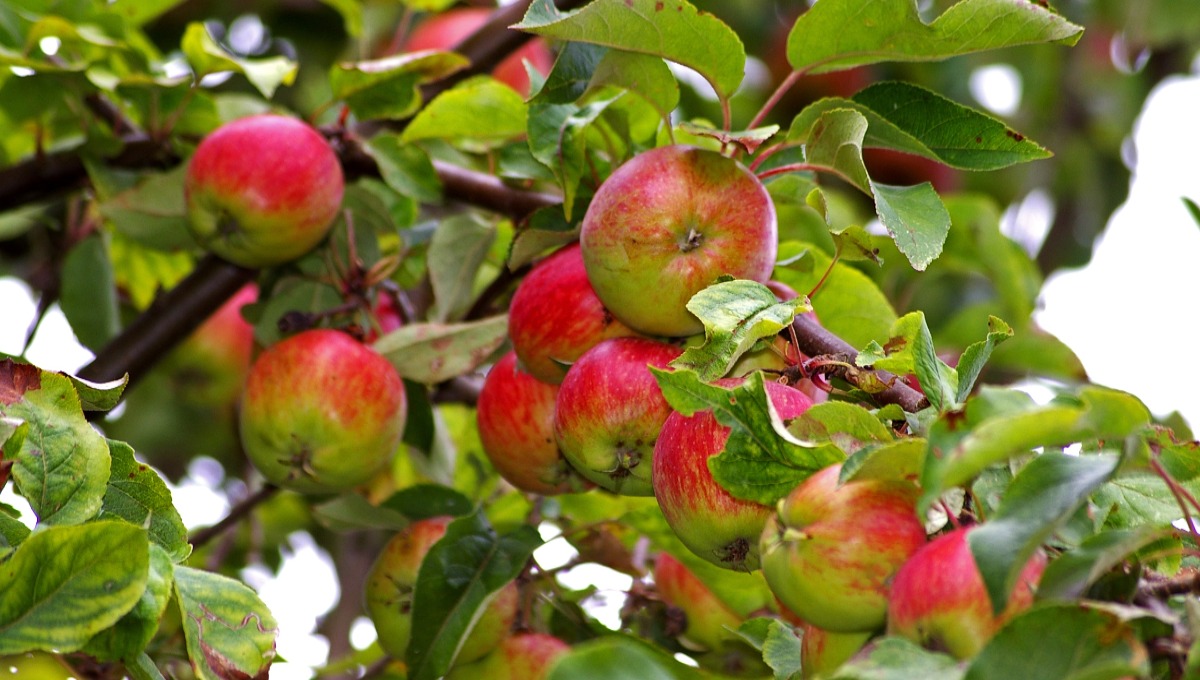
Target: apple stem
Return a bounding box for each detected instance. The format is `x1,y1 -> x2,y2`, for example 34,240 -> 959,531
1149,455 -> 1200,542
939,498 -> 962,529
748,141 -> 795,173
755,162 -> 824,181
748,68 -> 807,133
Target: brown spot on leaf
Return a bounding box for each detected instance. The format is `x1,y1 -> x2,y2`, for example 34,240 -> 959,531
975,136 -> 982,143
1005,129 -> 1025,142
655,1 -> 664,9
882,336 -> 908,354
0,359 -> 39,406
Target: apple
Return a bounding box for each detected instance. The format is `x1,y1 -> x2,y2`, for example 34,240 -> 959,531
653,379 -> 814,572
759,464 -> 927,632
887,526 -> 1048,659
553,337 -> 682,496
508,243 -> 641,385
401,8 -> 554,97
477,351 -> 590,495
170,282 -> 258,408
580,145 -> 778,337
445,632 -> 570,680
365,516 -> 518,664
239,328 -> 407,494
653,552 -> 743,651
184,114 -> 345,268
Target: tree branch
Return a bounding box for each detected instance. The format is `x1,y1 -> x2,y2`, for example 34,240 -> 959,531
188,484 -> 280,550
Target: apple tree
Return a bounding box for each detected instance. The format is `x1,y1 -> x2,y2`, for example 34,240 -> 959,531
1,0 -> 1199,678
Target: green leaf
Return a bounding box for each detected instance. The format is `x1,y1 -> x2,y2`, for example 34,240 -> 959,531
857,312 -> 956,412
363,134 -> 443,204
788,401 -> 895,456
0,521 -> 149,654
97,164 -> 194,251
762,619 -> 804,679
963,604 -> 1150,680
517,0 -> 745,101
402,78 -> 528,146
109,234 -> 195,310
841,438 -> 927,483
406,511 -> 542,680
127,652 -> 169,680
954,316 -> 1014,403
1184,197 -> 1200,230
508,203 -> 582,270
1038,527 -> 1171,601
98,440 -> 190,562
804,108 -> 871,193
83,544 -> 174,662
547,635 -> 698,680
829,636 -> 963,680
428,214 -> 496,322
2,366 -> 111,525
528,94 -> 620,220
330,51 -> 468,120
672,279 -> 809,381
871,181 -> 951,271
969,453 -> 1119,616
786,0 -> 1083,74
180,22 -> 297,98
590,49 -> 679,124
382,484 -> 475,521
374,316 -> 508,384
174,566 -> 278,680
317,0 -> 362,36
788,82 -> 1051,171
66,372 -> 127,412
652,369 -> 844,505
1092,474 -> 1193,530
60,234 -> 120,351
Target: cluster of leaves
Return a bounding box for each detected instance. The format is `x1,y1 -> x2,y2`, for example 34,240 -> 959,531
2,0 -> 1200,678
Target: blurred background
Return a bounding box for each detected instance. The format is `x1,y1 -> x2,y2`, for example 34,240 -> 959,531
2,0 -> 1199,677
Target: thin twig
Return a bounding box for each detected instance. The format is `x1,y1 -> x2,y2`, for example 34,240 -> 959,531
188,485 -> 280,550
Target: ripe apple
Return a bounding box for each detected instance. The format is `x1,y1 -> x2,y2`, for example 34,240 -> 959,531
170,282 -> 258,408
402,8 -> 554,97
508,243 -> 640,385
798,620 -> 873,679
887,526 -> 1048,659
365,516 -> 518,664
759,464 -> 927,632
653,379 -> 814,572
184,114 -> 345,268
477,351 -> 590,495
445,632 -> 570,680
239,328 -> 407,494
580,145 -> 778,337
553,337 -> 682,496
653,552 -> 743,651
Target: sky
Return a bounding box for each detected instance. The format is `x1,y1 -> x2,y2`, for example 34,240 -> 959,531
1,65 -> 1199,680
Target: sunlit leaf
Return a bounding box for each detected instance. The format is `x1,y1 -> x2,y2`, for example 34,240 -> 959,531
174,566 -> 278,680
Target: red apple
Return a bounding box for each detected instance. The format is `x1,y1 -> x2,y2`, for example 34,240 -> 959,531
402,8 -> 553,97
508,243 -> 641,385
553,337 -> 682,496
445,632 -> 570,680
580,145 -> 778,337
653,379 -> 814,572
171,282 -> 257,408
653,553 -> 743,651
365,516 -> 518,664
239,328 -> 407,494
759,464 -> 927,632
798,620 -> 873,679
887,526 -> 1048,659
477,351 -> 589,495
185,114 -> 344,268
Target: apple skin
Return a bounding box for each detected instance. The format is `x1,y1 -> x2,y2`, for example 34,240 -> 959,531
798,620 -> 873,679
171,283 -> 258,408
366,516 -> 518,664
553,337 -> 682,496
887,526 -> 1048,659
580,145 -> 778,337
653,379 -> 814,572
654,552 -> 744,651
477,351 -> 590,495
508,243 -> 641,385
185,114 -> 344,268
445,632 -> 570,680
403,8 -> 553,97
239,328 -> 407,494
759,464 -> 927,632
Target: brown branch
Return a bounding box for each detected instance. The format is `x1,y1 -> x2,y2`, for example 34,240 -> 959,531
188,484 -> 280,550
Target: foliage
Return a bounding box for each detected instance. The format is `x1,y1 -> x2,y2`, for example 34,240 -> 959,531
0,0 -> 1198,678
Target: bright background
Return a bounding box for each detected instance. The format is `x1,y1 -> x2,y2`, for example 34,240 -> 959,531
1,63 -> 1198,680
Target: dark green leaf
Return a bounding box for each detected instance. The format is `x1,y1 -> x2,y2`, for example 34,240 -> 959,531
652,369 -> 844,504
382,484 -> 475,521
427,214 -> 496,322
331,51 -> 468,120
672,279 -> 809,381
547,635 -> 699,680
97,164 -> 194,251
374,316 -> 508,384
964,604 -> 1149,680
83,544 -> 174,662
829,636 -> 963,680
787,0 -> 1083,74
507,203 -> 581,270
406,511 -> 542,680
517,0 -> 745,101
0,521 -> 148,654
528,94 -> 619,220
954,316 -> 1014,403
312,493 -> 411,532
174,565 -> 279,680
1038,527 -> 1171,601
969,454 -> 1119,615
857,312 -> 956,412
65,373 -> 127,412
98,440 -> 190,562
871,181 -> 951,272
1184,197 -> 1200,230
363,134 -> 443,204
60,234 -> 120,351
591,50 -> 680,123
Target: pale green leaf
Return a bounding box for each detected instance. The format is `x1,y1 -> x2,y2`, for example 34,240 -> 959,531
402,78 -> 528,145
363,134 -> 443,203
374,316 -> 508,384
174,566 -> 278,680
83,544 -> 174,662
427,214 -> 496,322
181,23 -> 297,98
